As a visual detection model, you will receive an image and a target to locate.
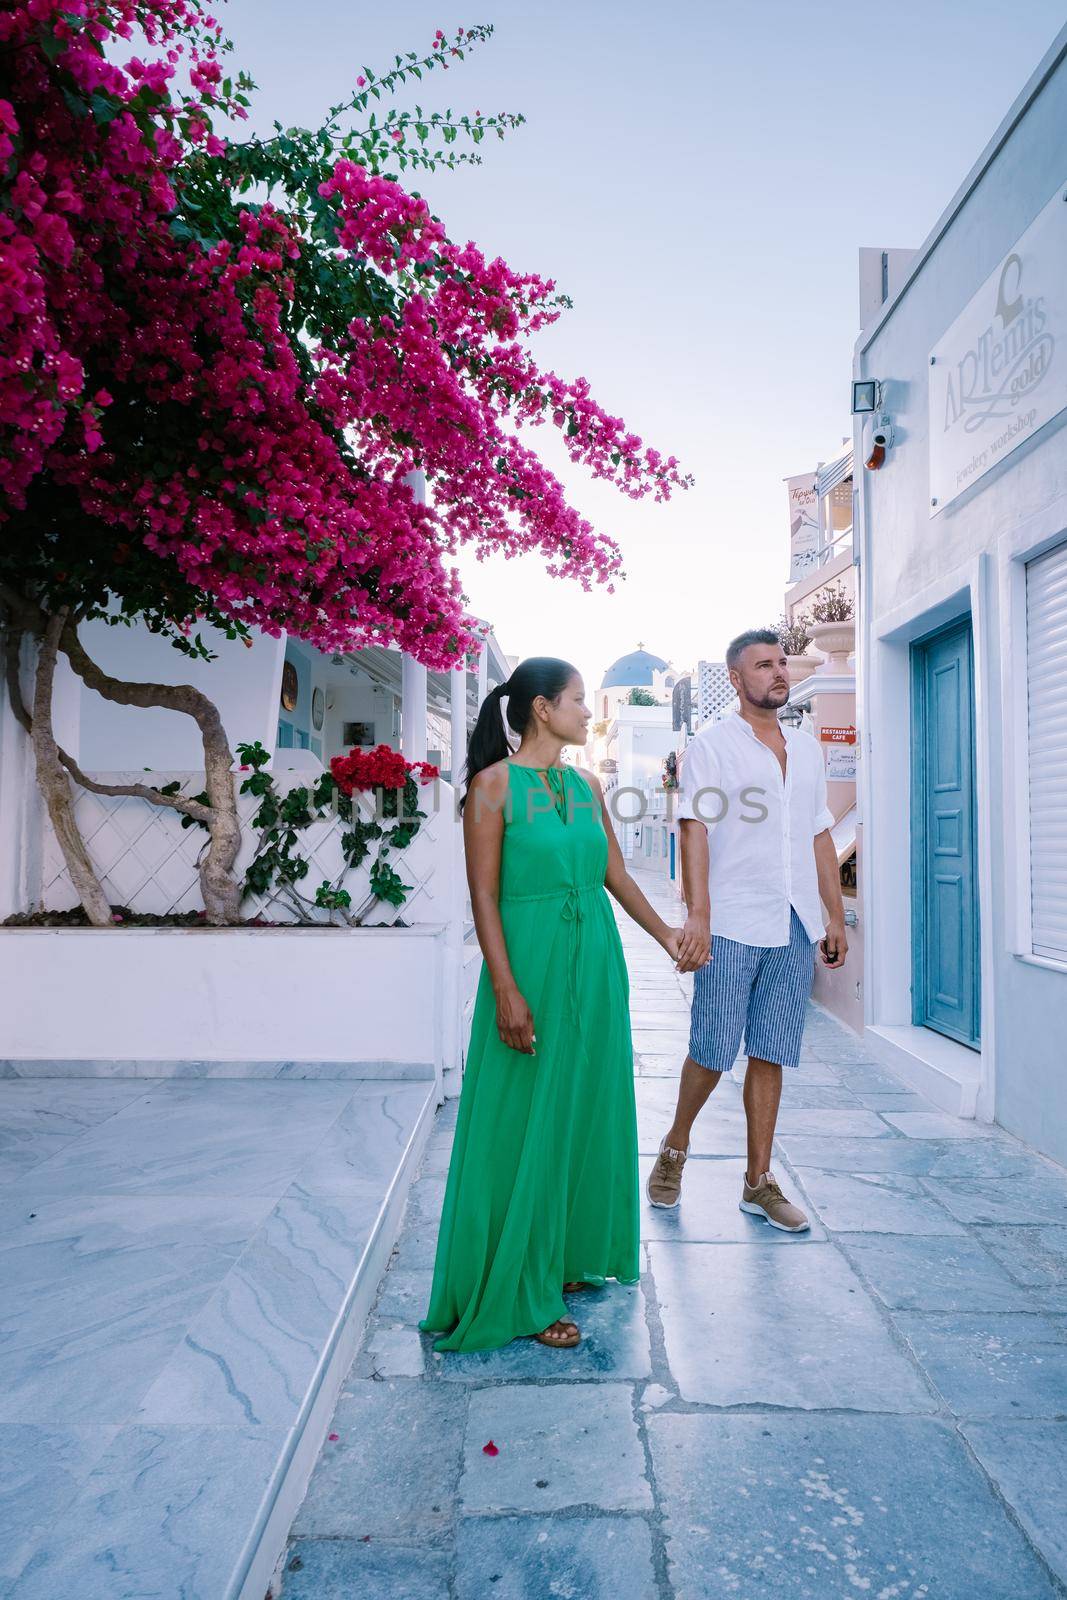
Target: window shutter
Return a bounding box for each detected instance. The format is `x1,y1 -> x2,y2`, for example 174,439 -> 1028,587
1026,539 -> 1067,961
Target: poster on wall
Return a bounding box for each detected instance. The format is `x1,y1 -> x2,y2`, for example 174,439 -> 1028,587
821,724 -> 857,781
825,743 -> 857,781
785,473 -> 820,580
929,174 -> 1067,514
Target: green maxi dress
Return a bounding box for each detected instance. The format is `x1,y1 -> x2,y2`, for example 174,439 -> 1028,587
420,761 -> 641,1352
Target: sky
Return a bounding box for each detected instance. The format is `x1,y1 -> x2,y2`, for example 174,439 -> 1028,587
224,0 -> 1065,696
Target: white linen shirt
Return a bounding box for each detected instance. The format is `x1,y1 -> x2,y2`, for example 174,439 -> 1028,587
675,711 -> 834,947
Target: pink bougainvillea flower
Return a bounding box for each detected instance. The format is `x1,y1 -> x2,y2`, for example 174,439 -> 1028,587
482,1440 -> 499,1456
0,2 -> 689,678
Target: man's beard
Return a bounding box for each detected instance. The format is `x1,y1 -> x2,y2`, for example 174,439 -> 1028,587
743,684 -> 790,711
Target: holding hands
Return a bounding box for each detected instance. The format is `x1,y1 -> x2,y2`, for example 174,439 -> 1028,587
662,913 -> 711,973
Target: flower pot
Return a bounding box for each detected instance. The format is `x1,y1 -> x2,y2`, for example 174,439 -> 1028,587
785,653 -> 821,688
809,620 -> 855,671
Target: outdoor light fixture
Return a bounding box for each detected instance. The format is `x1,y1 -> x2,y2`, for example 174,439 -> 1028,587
862,414 -> 894,470
852,379 -> 881,414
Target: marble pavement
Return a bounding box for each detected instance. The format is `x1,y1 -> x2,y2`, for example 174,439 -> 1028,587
0,1074 -> 436,1597
283,868 -> 1067,1600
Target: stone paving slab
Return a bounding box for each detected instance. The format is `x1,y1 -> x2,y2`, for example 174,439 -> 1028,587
961,1420 -> 1067,1590
293,1380 -> 467,1539
455,1514 -> 657,1599
980,1223 -> 1067,1292
890,1310 -> 1067,1417
775,1132 -> 1045,1176
791,1167 -> 969,1234
0,1423 -> 119,1588
772,1106 -> 897,1138
460,1383 -> 652,1513
774,1083 -> 867,1109
10,1422 -> 289,1600
838,1232 -> 1029,1312
282,1539 -> 451,1599
647,1412 -> 1062,1599
136,1188 -> 386,1425
650,1240 -> 936,1411
921,1172 -> 1067,1226
354,1323 -> 427,1378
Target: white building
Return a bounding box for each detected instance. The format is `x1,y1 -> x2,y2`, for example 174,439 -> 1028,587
593,645 -> 684,725
588,647 -> 686,872
780,448 -> 863,1033
852,24 -> 1067,1165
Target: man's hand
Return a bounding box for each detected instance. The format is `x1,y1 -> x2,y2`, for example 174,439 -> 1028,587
495,984 -> 536,1054
677,912 -> 711,972
819,918 -> 849,969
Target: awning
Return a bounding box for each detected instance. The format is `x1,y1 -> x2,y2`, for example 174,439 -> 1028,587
815,447 -> 853,498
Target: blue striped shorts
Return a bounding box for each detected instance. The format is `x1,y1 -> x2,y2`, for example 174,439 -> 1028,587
688,907 -> 817,1073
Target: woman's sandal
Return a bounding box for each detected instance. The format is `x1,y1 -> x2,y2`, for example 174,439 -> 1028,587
534,1318 -> 581,1348
563,1280 -> 598,1292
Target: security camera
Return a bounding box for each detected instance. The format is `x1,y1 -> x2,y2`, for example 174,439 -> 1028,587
862,415 -> 894,470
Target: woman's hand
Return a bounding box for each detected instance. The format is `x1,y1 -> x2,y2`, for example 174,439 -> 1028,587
661,925 -> 684,965
495,983 -> 536,1055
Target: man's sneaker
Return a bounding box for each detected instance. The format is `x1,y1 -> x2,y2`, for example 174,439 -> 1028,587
646,1136 -> 688,1208
739,1168 -> 810,1232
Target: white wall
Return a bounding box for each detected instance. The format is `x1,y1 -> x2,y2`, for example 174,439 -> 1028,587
0,926 -> 447,1073
77,615 -> 285,768
855,35 -> 1067,1164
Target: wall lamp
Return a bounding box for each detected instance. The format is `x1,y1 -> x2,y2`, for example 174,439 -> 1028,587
851,379 -> 882,414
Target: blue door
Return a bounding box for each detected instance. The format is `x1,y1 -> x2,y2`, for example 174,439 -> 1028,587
910,618 -> 980,1047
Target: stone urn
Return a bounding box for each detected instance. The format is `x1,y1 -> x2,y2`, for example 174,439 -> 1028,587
785,652 -> 821,688
809,619 -> 855,672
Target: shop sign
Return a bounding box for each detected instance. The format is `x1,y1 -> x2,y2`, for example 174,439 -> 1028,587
930,176 -> 1067,513
825,743 -> 857,781
821,724 -> 856,781
786,472 -> 820,579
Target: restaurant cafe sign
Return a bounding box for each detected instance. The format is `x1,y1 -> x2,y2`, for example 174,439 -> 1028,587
929,176 -> 1066,514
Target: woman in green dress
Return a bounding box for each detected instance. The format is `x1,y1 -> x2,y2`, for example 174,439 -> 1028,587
420,657 -> 682,1352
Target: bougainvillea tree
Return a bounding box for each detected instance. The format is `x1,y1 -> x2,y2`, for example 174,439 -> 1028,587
0,4 -> 690,924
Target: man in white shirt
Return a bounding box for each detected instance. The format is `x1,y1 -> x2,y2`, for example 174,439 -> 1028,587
646,629 -> 849,1231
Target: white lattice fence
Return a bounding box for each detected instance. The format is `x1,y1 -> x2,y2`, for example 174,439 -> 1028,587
38,771 -> 459,926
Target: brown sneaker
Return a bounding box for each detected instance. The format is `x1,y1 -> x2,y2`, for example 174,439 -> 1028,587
646,1136 -> 688,1208
739,1168 -> 810,1232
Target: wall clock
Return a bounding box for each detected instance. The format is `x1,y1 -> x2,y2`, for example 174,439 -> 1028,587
280,660 -> 299,712
311,686 -> 325,731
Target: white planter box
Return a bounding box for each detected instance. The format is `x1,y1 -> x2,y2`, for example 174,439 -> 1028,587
0,925 -> 455,1084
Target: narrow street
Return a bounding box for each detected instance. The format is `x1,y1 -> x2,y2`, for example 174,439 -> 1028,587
280,869 -> 1067,1599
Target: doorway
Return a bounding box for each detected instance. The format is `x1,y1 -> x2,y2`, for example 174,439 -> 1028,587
910,616 -> 980,1048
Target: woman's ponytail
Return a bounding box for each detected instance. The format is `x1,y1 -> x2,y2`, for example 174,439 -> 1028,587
459,656 -> 578,811
460,680 -> 511,809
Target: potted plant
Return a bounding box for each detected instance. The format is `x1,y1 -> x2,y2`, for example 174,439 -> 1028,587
775,614 -> 821,688
807,584 -> 855,670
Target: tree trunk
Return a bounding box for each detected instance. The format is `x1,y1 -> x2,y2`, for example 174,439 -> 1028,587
3,587 -> 244,926
30,611 -> 113,927
59,625 -> 243,925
